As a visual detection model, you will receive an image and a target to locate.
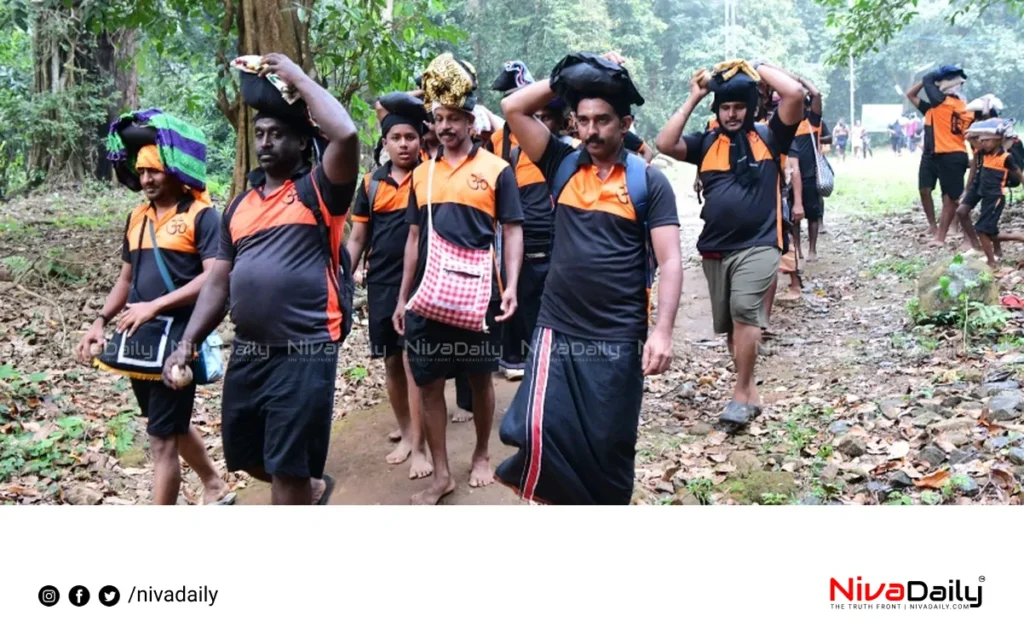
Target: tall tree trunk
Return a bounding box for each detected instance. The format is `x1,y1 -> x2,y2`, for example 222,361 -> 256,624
223,0 -> 316,197
94,29 -> 140,181
29,1 -> 107,185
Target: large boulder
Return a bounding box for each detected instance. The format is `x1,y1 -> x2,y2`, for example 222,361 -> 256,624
916,256 -> 997,317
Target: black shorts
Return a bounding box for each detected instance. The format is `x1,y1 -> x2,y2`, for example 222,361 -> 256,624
919,153 -> 968,199
404,301 -> 502,387
368,284 -> 402,359
973,195 -> 1006,236
221,341 -> 338,479
130,378 -> 196,437
802,186 -> 824,221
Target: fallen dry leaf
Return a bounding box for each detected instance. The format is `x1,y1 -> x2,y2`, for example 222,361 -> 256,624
887,441 -> 910,460
914,469 -> 951,489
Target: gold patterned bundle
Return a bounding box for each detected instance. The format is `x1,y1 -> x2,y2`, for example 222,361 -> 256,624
422,53 -> 478,112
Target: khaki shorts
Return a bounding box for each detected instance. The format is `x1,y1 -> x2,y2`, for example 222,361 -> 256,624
702,246 -> 781,334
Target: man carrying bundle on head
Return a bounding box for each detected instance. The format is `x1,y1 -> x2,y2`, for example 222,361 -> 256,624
394,53 -> 524,505
907,65 -> 975,244
77,110 -> 233,505
656,59 -> 804,428
495,51 -> 682,505
162,53 -> 360,505
483,61 -> 573,382
347,92 -> 433,480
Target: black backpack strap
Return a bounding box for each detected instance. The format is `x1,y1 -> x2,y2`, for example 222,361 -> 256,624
509,146 -> 521,169
366,174 -> 382,230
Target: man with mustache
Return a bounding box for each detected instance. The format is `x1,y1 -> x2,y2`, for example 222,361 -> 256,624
656,60 -> 804,427
347,93 -> 433,479
162,53 -> 359,505
394,58 -> 524,505
495,51 -> 682,504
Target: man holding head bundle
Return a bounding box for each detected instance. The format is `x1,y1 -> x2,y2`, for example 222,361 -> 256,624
656,59 -> 804,428
496,51 -> 682,505
162,53 -> 360,505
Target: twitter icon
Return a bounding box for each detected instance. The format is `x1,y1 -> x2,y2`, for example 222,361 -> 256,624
99,585 -> 120,607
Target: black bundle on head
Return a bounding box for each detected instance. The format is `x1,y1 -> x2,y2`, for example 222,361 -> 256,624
707,72 -> 761,187
709,73 -> 759,131
550,53 -> 644,120
378,91 -> 429,137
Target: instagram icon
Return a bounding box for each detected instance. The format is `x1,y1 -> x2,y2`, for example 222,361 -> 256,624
38,586 -> 60,607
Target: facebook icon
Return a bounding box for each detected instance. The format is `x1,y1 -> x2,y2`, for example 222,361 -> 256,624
69,585 -> 90,607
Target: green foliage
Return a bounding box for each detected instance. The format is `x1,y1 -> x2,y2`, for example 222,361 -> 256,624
759,492 -> 790,505
870,257 -> 927,280
346,366 -> 370,382
687,477 -> 714,505
884,491 -> 914,505
311,0 -> 464,148
920,490 -> 943,505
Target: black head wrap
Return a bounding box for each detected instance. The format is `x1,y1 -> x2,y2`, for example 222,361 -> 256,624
708,72 -> 761,186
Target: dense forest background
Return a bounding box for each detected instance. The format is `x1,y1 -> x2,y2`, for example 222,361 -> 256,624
1,0 -> 1022,198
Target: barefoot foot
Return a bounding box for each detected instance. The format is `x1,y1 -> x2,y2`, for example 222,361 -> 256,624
779,289 -> 801,303
386,439 -> 412,465
807,252 -> 819,263
452,408 -> 472,423
411,475 -> 455,505
469,455 -> 494,488
408,449 -> 434,480
388,429 -> 401,442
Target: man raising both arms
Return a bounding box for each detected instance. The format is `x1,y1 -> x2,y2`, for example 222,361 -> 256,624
656,60 -> 803,427
163,54 -> 359,505
496,52 -> 682,504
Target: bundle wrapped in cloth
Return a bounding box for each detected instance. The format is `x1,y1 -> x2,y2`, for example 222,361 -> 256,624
421,53 -> 479,113
965,118 -> 1015,141
966,93 -> 1003,118
549,52 -> 644,115
106,109 -> 208,197
231,55 -> 305,118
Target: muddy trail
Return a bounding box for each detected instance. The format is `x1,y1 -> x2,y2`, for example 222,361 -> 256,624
4,176 -> 1024,505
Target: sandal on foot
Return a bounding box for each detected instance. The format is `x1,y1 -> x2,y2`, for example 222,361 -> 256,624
719,401 -> 757,426
315,474 -> 336,506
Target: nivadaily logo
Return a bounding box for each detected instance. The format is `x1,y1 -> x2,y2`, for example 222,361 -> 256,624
830,576 -> 984,610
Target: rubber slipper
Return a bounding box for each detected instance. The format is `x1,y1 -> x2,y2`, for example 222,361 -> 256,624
211,492 -> 237,506
719,400 -> 755,425
1001,296 -> 1024,309
315,474 -> 336,506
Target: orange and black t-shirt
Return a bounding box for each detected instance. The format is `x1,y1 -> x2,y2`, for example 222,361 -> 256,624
406,143 -> 523,299
624,131 -> 649,156
351,161 -> 414,286
682,114 -> 798,253
121,196 -> 219,317
973,150 -> 1018,198
218,165 -> 356,345
789,110 -> 823,186
916,86 -> 973,156
535,137 -> 679,342
490,127 -> 555,252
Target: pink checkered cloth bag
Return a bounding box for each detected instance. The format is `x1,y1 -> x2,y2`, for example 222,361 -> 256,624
406,157 -> 496,332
